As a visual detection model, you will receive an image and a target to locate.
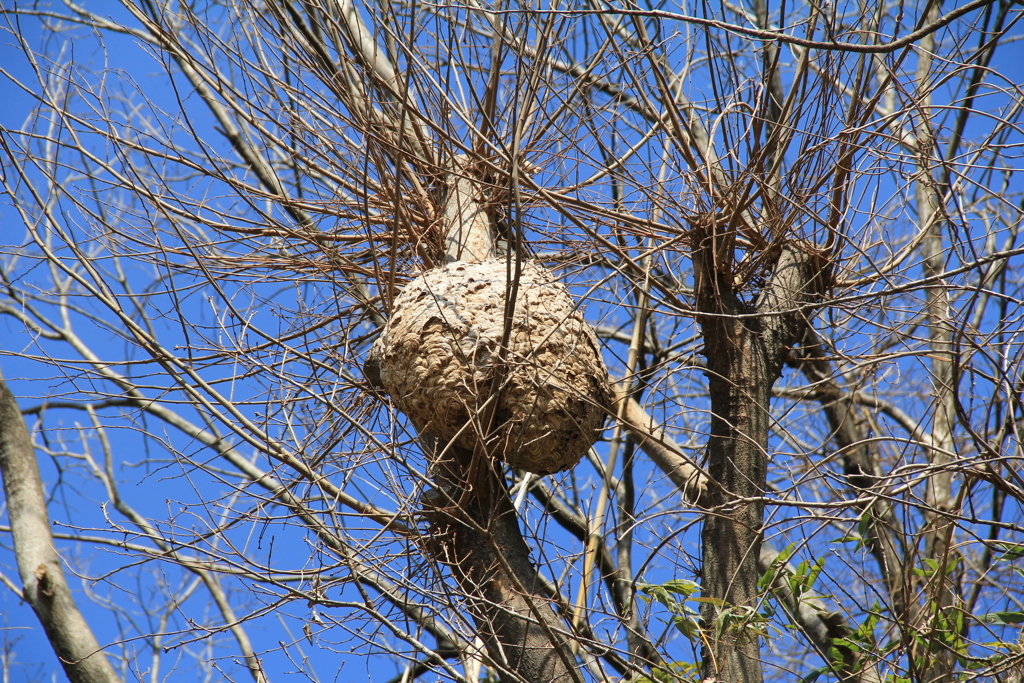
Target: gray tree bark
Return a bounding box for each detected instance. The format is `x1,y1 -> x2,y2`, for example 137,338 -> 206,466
0,374 -> 121,683
693,235 -> 827,683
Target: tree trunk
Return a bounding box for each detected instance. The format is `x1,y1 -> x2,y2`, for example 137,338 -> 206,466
422,443 -> 578,683
915,6 -> 959,680
0,374 -> 121,683
373,160 -> 579,683
694,236 -> 827,683
699,300 -> 771,683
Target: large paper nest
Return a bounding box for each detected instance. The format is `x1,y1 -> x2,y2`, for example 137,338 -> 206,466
369,259 -> 612,474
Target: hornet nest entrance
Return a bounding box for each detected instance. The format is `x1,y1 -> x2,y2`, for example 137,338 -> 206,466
366,158 -> 612,475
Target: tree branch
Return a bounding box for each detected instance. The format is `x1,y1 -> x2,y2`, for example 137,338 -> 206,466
0,373 -> 121,683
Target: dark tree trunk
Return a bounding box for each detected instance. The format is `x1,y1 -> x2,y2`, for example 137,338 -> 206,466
693,236 -> 827,683
422,442 -> 579,683
699,295 -> 771,683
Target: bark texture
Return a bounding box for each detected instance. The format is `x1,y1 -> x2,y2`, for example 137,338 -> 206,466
627,377 -> 882,682
0,375 -> 121,683
423,443 -> 579,683
444,155 -> 499,264
693,237 -> 827,683
915,7 -> 960,681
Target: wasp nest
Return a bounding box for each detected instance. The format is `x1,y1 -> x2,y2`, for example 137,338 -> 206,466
368,259 -> 612,474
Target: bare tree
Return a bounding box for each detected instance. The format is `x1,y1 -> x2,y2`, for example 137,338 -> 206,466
1,1 -> 1023,682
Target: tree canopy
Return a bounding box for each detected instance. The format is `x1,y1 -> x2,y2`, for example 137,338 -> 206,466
1,1 -> 1024,682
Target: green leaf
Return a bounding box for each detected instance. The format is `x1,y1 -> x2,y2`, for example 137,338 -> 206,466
661,579 -> 701,597
914,558 -> 938,577
977,611 -> 1024,625
760,543 -> 797,590
776,542 -> 799,566
637,583 -> 675,611
854,604 -> 882,643
643,661 -> 700,683
831,533 -> 863,544
672,614 -> 701,641
857,514 -> 872,539
993,542 -> 1024,561
799,665 -> 828,683
806,556 -> 825,590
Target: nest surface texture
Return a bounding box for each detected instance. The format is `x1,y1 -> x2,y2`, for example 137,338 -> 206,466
371,259 -> 611,474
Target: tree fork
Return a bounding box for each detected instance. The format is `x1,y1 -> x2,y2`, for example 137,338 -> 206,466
693,229 -> 828,683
